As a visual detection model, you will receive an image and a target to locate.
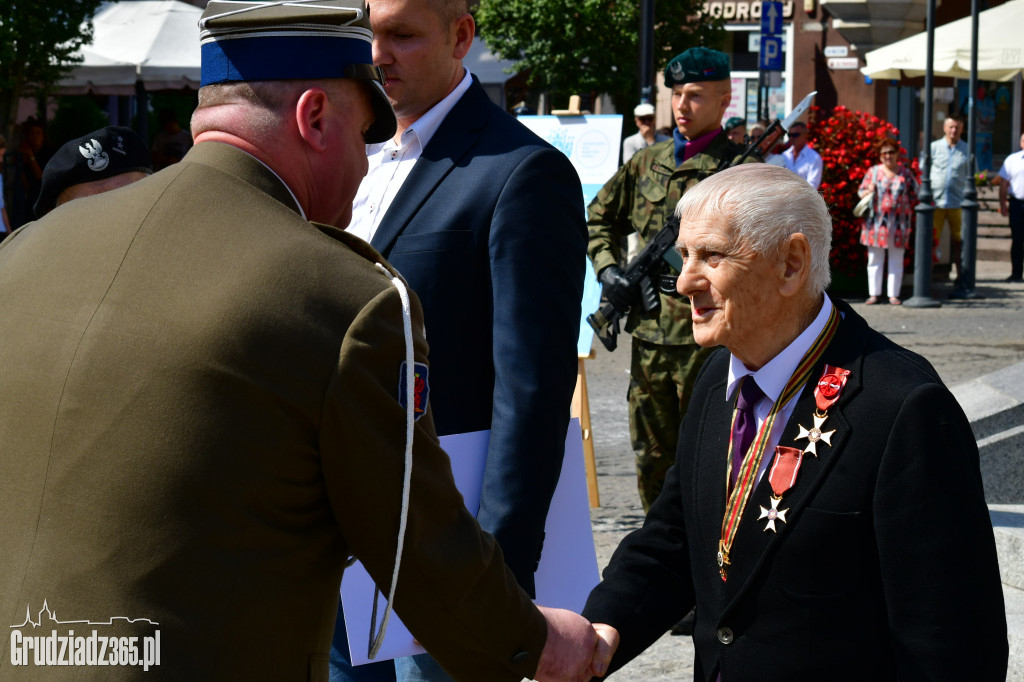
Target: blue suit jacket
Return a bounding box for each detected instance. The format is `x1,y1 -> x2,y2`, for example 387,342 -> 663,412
370,77 -> 587,595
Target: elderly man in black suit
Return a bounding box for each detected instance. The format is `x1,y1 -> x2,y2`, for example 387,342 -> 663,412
583,163 -> 1007,681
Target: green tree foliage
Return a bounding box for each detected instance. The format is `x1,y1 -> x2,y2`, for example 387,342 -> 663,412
0,0 -> 104,138
475,0 -> 724,115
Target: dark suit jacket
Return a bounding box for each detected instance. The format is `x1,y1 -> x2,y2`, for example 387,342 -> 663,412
0,142 -> 547,681
369,77 -> 587,595
583,296 -> 1008,681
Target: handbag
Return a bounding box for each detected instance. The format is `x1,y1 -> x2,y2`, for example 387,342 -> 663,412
853,191 -> 873,219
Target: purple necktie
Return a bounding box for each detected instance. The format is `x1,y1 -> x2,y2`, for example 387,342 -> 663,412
730,376 -> 764,489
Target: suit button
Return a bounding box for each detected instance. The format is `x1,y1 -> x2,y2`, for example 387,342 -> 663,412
511,651 -> 530,665
717,627 -> 734,645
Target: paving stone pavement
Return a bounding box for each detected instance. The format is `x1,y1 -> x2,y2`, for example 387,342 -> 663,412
582,259 -> 1024,680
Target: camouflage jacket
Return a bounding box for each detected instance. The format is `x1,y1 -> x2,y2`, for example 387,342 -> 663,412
587,130 -> 750,345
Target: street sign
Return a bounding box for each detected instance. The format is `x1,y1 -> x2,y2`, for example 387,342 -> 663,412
760,1 -> 783,35
826,57 -> 859,70
748,33 -> 788,52
823,45 -> 848,58
760,35 -> 783,71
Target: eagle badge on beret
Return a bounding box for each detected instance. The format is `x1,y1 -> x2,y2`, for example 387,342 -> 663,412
79,139 -> 110,172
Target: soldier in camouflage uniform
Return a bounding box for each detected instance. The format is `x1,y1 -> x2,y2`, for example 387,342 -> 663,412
588,47 -> 754,512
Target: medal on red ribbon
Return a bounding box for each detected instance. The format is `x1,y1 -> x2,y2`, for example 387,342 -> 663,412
794,365 -> 849,456
717,309 -> 842,578
758,446 -> 803,532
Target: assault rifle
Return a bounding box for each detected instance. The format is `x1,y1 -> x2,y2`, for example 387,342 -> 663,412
586,91 -> 817,353
587,215 -> 679,351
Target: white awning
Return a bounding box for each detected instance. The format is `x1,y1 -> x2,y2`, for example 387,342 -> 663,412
58,0 -> 203,95
862,0 -> 1024,82
58,1 -> 517,95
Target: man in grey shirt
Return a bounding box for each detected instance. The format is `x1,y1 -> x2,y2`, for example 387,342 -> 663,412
929,115 -> 971,281
622,103 -> 669,164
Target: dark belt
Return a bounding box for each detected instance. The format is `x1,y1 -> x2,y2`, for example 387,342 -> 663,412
658,274 -> 683,297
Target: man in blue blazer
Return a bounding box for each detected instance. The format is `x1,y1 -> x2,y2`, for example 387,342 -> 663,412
582,164 -> 1007,681
332,1 -> 587,680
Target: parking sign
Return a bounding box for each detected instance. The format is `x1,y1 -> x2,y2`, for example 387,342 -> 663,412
759,35 -> 783,71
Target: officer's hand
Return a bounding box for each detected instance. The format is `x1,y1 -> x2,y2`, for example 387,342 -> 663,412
533,606 -> 598,682
599,265 -> 635,312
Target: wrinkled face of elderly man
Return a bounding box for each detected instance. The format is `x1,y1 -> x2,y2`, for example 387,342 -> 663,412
675,212 -> 786,368
674,164 -> 831,370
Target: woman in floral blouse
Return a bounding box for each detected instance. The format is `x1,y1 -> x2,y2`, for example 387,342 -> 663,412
858,137 -> 919,304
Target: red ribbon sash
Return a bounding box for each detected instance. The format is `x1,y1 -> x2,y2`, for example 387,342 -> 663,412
767,446 -> 804,497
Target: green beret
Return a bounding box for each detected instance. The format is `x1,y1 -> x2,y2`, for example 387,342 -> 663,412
725,117 -> 746,132
664,47 -> 730,87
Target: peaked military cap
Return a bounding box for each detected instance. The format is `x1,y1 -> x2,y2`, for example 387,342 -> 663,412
35,126 -> 152,218
664,47 -> 731,87
199,0 -> 396,143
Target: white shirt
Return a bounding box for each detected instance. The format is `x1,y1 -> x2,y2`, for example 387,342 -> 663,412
783,145 -> 823,189
998,148 -> 1024,200
346,69 -> 473,243
725,295 -> 833,486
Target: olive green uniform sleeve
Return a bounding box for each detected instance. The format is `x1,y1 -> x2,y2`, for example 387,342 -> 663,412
320,281 -> 547,682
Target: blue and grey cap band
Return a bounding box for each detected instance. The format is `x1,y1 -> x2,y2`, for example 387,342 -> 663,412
200,34 -> 373,87
198,0 -> 396,143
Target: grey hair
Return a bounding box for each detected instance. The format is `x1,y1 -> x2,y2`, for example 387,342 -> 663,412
674,164 -> 832,294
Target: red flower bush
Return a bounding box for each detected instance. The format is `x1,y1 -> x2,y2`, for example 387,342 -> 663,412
808,106 -> 920,279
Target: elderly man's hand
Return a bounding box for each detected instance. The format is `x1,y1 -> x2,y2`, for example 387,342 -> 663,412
590,623 -> 619,677
533,606 -> 598,682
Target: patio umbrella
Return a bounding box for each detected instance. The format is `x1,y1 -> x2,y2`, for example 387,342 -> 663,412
59,0 -> 202,95
862,0 -> 1024,82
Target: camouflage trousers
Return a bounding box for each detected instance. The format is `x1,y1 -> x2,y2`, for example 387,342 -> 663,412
628,337 -> 714,512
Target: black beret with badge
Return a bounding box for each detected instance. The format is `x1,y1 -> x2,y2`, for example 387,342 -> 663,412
199,0 -> 396,144
664,47 -> 731,87
34,126 -> 152,218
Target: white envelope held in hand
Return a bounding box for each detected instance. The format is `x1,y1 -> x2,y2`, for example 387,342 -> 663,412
340,418 -> 600,665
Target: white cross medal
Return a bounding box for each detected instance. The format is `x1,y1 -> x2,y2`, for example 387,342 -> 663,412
759,446 -> 803,532
795,413 -> 835,456
758,495 -> 789,532
794,365 -> 850,456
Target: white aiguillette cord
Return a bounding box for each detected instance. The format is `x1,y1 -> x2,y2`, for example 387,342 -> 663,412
366,263 -> 415,660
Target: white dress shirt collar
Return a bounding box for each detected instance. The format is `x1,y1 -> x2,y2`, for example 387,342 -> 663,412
727,295 -> 833,403
346,68 -> 473,243
398,67 -> 473,153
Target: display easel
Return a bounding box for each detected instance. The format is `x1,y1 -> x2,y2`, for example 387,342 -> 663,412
515,106 -> 622,509
571,350 -> 600,507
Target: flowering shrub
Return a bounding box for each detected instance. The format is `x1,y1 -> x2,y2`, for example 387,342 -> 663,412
807,106 -> 919,279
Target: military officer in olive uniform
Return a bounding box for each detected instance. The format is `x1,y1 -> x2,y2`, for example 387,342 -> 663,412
588,47 -> 752,511
0,2 -> 604,680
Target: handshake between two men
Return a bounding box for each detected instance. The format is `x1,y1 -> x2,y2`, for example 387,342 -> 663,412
532,607 -> 619,682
